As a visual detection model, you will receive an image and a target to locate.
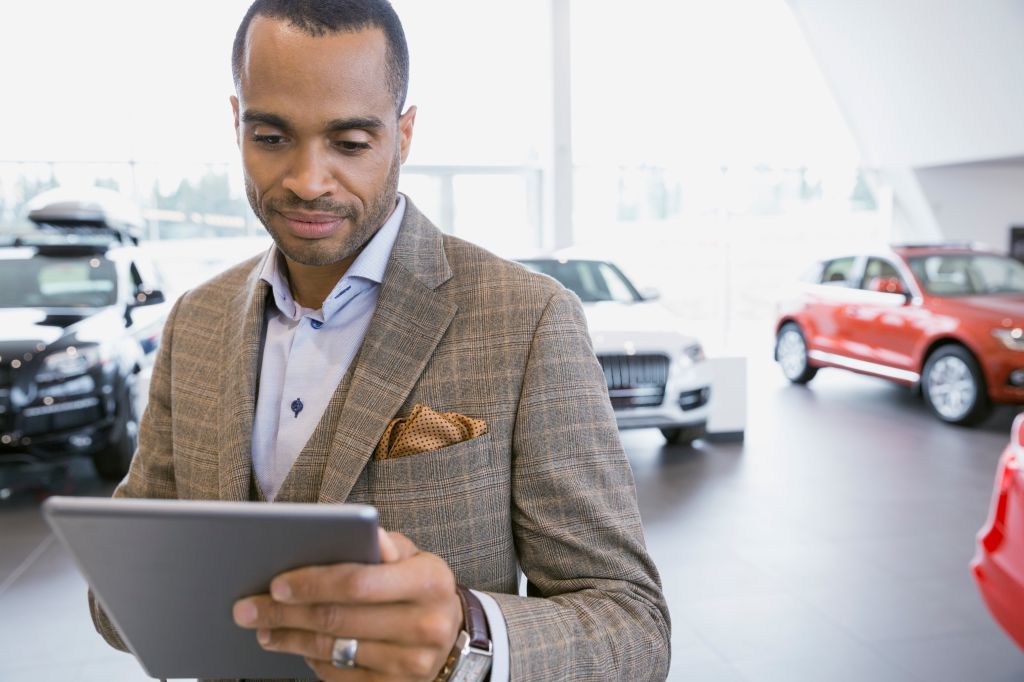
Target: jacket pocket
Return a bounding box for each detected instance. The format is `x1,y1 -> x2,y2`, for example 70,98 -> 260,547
359,432 -> 511,566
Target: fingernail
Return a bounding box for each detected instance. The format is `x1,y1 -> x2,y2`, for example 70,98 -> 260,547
234,601 -> 257,625
271,580 -> 292,601
257,628 -> 271,645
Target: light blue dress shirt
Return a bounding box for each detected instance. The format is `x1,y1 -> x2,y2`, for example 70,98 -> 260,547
252,196 -> 404,501
250,194 -> 509,681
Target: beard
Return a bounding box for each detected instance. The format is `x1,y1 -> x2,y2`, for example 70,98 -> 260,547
245,151 -> 401,267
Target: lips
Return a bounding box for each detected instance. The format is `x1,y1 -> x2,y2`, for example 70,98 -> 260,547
275,210 -> 346,239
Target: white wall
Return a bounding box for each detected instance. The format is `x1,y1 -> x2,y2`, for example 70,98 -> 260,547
915,158 -> 1024,250
787,0 -> 1024,169
787,0 -> 1024,243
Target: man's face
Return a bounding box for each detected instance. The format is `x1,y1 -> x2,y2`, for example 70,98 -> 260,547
231,18 -> 415,267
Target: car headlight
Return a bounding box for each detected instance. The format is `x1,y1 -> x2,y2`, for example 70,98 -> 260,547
36,345 -> 103,383
993,328 -> 1024,351
677,343 -> 705,368
684,343 -> 705,363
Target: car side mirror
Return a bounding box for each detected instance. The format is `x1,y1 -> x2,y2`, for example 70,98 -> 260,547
639,287 -> 661,301
867,276 -> 908,297
131,287 -> 166,307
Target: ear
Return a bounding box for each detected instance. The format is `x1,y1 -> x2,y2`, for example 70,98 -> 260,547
230,95 -> 241,147
397,105 -> 417,163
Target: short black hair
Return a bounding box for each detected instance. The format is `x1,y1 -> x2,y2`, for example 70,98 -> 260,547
232,0 -> 409,115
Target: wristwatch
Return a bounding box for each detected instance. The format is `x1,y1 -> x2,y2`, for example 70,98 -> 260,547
435,585 -> 493,682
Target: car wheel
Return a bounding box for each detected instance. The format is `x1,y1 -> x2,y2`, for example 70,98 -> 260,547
91,385 -> 140,481
921,345 -> 992,425
776,322 -> 818,384
661,424 -> 706,446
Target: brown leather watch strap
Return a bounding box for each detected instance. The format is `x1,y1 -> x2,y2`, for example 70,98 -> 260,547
456,584 -> 490,650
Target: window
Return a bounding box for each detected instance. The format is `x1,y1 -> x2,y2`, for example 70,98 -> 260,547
819,257 -> 856,286
599,263 -> 637,303
909,254 -> 1024,296
860,258 -> 905,291
973,255 -> 1024,294
0,256 -> 118,308
517,260 -> 641,303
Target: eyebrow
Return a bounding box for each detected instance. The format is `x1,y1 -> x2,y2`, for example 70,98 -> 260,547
241,110 -> 386,133
241,110 -> 291,130
325,116 -> 386,132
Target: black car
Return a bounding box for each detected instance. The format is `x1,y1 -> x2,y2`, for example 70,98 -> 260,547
0,191 -> 168,492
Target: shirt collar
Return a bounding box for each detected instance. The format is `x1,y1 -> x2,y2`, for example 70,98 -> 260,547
259,194 -> 406,319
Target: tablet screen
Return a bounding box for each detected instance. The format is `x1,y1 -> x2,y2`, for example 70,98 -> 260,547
44,497 -> 379,679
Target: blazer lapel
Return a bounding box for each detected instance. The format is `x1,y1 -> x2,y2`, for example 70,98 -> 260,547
218,258 -> 271,501
318,202 -> 456,503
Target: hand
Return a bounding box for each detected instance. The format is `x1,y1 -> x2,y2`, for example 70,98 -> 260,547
233,528 -> 463,681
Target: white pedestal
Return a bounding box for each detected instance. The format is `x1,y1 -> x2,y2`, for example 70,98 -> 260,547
706,356 -> 747,440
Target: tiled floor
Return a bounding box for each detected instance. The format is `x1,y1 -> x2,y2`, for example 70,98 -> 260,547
1,358 -> 1022,681
630,359 -> 1024,681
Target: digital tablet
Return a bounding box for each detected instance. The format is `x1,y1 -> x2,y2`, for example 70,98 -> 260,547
43,496 -> 380,680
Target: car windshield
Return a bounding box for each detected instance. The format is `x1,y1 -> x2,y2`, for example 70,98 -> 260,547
0,255 -> 118,308
908,253 -> 1024,297
518,259 -> 642,303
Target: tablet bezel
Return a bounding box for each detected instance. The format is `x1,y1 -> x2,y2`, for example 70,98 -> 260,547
43,496 -> 380,679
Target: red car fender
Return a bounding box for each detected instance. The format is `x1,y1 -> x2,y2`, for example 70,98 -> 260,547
972,414 -> 1024,650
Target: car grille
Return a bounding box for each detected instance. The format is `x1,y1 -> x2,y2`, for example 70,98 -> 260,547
597,353 -> 669,409
0,364 -> 103,436
20,397 -> 103,436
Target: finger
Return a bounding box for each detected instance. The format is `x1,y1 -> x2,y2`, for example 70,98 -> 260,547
259,631 -> 446,681
305,656 -> 375,681
304,657 -> 375,682
270,552 -> 453,606
234,599 -> 460,649
378,528 -> 417,563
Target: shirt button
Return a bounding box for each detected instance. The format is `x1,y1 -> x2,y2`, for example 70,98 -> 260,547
310,319 -> 323,329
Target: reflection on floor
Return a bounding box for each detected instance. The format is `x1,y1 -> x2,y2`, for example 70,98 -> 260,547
1,359 -> 1022,681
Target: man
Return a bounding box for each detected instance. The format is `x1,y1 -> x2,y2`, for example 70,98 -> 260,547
90,1 -> 670,680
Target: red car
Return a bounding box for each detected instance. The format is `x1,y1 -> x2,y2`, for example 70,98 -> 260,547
972,413 -> 1024,650
775,245 -> 1024,424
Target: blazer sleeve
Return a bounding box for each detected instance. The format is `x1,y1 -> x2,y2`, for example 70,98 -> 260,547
484,288 -> 671,680
88,294 -> 185,651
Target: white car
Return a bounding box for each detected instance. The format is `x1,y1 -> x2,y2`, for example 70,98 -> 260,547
516,257 -> 711,444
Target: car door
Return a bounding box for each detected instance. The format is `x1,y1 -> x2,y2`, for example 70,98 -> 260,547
841,256 -> 924,373
802,256 -> 862,357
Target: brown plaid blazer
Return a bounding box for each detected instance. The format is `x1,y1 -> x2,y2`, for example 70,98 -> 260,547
89,200 -> 670,681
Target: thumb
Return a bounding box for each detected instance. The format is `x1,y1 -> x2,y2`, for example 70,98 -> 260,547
377,527 -> 419,563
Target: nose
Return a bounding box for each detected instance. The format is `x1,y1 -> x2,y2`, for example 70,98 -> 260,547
281,143 -> 337,201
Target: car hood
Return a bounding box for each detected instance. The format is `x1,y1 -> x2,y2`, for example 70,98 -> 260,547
936,295 -> 1024,324
583,301 -> 697,353
0,307 -> 110,358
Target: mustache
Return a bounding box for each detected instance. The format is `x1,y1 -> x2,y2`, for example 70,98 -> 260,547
266,197 -> 355,218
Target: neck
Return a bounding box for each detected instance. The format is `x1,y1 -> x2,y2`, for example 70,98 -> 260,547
282,253 -> 358,310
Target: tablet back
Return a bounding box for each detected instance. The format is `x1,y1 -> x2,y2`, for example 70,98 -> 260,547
43,496 -> 379,679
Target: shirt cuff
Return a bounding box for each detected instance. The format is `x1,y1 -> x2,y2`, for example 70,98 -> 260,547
470,589 -> 509,682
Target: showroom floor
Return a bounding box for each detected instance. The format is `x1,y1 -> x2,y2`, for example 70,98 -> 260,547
1,357 -> 1022,681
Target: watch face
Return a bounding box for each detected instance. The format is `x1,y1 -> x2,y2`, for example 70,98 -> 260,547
450,650 -> 492,682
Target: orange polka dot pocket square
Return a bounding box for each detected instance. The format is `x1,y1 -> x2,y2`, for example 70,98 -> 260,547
373,403 -> 488,460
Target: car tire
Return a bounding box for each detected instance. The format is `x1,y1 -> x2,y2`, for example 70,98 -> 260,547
921,344 -> 992,426
91,385 -> 140,482
776,322 -> 818,384
661,423 -> 706,446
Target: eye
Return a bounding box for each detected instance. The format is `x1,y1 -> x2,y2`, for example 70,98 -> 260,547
252,134 -> 287,147
334,140 -> 372,153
